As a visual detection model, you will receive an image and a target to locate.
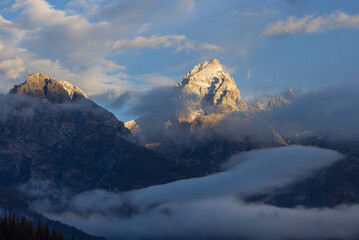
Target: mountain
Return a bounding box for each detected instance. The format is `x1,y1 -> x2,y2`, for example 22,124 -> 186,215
175,59 -> 248,122
126,59 -> 296,133
125,60 -> 289,173
0,73 -> 189,193
254,89 -> 296,110
9,73 -> 88,103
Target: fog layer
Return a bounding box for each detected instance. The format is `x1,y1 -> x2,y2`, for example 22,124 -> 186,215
27,146 -> 350,240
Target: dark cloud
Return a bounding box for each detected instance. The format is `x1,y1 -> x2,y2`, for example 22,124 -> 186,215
266,86 -> 359,140
0,93 -> 38,122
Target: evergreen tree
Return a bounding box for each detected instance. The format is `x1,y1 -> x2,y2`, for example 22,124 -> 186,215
28,220 -> 36,240
0,213 -> 73,240
44,224 -> 50,240
58,232 -> 64,240
36,220 -> 46,240
50,229 -> 58,240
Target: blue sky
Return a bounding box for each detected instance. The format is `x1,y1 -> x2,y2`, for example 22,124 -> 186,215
0,0 -> 359,120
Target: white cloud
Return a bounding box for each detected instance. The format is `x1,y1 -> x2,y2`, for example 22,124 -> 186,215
0,57 -> 25,78
247,69 -> 251,79
113,34 -> 219,53
263,11 -> 359,36
0,0 -> 218,97
200,43 -> 219,51
0,14 -> 26,46
31,146 -> 347,240
49,199 -> 359,240
11,0 -> 82,26
135,74 -> 177,87
113,35 -> 186,50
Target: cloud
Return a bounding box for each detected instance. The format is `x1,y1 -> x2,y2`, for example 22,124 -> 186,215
240,8 -> 280,17
0,57 -> 25,78
49,199 -> 359,240
113,35 -> 219,53
263,11 -> 359,35
96,86 -> 177,119
0,0 -> 218,98
126,145 -> 342,205
95,0 -> 159,21
113,35 -> 187,51
266,86 -> 359,140
179,0 -> 195,11
0,14 -> 25,45
199,43 -> 219,51
134,74 -> 177,87
247,69 -> 251,79
31,145 -> 346,240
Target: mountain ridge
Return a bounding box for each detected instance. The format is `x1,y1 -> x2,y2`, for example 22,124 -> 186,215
9,73 -> 88,103
1,74 -> 190,193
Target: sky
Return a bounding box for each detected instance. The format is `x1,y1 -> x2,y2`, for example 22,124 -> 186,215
0,0 -> 359,121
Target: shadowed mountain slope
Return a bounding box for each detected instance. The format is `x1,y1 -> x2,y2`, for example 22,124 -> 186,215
0,73 -> 188,193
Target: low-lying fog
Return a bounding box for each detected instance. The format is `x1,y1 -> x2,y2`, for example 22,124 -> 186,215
20,145 -> 359,240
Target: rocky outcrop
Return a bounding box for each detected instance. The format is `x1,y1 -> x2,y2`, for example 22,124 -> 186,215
175,59 -> 247,122
9,73 -> 88,103
254,89 -> 296,111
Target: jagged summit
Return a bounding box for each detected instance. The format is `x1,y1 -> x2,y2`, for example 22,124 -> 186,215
255,89 -> 296,110
9,73 -> 88,103
268,88 -> 296,107
176,59 -> 247,122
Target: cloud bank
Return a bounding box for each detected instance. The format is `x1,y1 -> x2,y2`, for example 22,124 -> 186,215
0,0 -> 218,95
26,145 -> 347,240
266,86 -> 359,140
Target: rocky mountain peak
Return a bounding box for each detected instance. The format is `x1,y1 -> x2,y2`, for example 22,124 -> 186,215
9,73 -> 88,103
267,88 -> 296,108
176,59 -> 247,122
254,89 -> 297,110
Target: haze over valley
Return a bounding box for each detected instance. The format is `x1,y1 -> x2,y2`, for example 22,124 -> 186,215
1,1 -> 359,240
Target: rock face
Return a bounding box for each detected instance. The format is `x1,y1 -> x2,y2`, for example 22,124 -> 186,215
254,89 -> 296,110
0,73 -> 188,193
124,60 -> 291,175
9,73 -> 88,103
176,59 -> 247,122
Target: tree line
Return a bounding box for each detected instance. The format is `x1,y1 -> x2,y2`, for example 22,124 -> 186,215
0,213 -> 74,240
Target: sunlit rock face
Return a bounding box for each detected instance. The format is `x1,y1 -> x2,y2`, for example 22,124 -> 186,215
9,73 -> 88,103
124,60 -> 288,167
176,59 -> 247,122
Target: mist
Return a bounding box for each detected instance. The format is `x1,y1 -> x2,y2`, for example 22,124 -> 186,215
24,145 -> 352,240
92,87 -> 179,122
118,85 -> 359,150
48,199 -> 359,240
266,86 -> 359,140
0,93 -> 119,125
